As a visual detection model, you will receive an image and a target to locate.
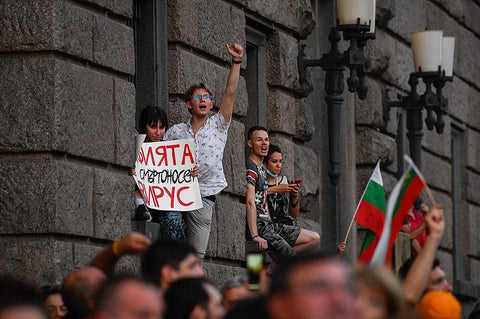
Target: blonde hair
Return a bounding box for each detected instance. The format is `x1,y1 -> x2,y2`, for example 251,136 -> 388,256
353,265 -> 407,319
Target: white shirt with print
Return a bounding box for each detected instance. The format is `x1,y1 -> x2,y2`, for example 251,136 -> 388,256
164,112 -> 230,197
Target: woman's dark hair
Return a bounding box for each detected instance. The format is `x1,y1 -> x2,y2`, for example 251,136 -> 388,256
40,285 -> 63,303
264,144 -> 281,165
139,106 -> 168,134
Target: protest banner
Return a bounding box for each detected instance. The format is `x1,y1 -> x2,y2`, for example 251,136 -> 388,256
134,139 -> 202,211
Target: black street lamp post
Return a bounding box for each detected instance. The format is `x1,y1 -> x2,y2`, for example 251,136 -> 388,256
386,31 -> 455,168
298,21 -> 375,185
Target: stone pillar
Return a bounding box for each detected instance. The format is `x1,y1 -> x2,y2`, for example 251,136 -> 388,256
0,0 -> 136,285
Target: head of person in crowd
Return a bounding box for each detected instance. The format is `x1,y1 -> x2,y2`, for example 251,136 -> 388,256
247,126 -> 269,159
92,275 -> 163,319
0,276 -> 45,319
224,295 -> 269,319
139,106 -> 169,142
40,285 -> 68,319
416,291 -> 461,319
62,266 -> 107,319
164,277 -> 225,319
352,265 -> 406,319
399,257 -> 452,293
266,250 -> 354,319
184,83 -> 214,116
221,274 -> 252,311
141,239 -> 205,292
426,259 -> 453,293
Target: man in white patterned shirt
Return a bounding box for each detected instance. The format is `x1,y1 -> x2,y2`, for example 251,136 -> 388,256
164,43 -> 243,258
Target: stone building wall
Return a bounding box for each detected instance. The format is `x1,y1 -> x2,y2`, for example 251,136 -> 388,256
1,1 -> 479,313
0,0 -> 137,284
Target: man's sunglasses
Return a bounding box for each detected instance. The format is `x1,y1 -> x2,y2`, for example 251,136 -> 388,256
192,94 -> 213,101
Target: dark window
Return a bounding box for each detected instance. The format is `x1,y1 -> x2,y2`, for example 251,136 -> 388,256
243,25 -> 268,159
133,0 -> 168,131
243,26 -> 267,129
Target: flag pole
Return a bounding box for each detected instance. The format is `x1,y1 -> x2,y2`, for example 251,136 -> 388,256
423,182 -> 437,206
344,214 -> 355,244
344,159 -> 382,244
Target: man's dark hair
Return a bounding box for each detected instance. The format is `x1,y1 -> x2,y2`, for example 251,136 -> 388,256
184,83 -> 213,103
224,295 -> 269,319
398,257 -> 441,280
221,274 -> 247,293
0,276 -> 42,309
164,278 -> 212,319
264,144 -> 281,165
269,249 -> 338,295
247,126 -> 268,141
141,239 -> 197,286
139,106 -> 169,134
39,285 -> 63,304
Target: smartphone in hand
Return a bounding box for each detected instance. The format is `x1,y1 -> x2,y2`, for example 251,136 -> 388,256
246,253 -> 263,290
293,178 -> 302,185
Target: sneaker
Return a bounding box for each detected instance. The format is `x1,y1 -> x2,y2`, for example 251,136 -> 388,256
134,205 -> 152,222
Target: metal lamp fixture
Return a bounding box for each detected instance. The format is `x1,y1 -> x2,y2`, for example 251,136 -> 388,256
387,30 -> 455,168
298,0 -> 376,184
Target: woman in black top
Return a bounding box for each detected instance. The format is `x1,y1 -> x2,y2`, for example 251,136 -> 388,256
263,145 -> 300,225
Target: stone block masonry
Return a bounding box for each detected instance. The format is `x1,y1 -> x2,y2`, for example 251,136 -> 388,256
0,0 -> 136,284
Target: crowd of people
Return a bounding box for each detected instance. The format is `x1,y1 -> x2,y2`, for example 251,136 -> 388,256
1,214 -> 476,319
1,42 -> 477,319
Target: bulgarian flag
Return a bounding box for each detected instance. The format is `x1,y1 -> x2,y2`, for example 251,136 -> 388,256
353,160 -> 386,263
358,231 -> 380,263
370,155 -> 426,266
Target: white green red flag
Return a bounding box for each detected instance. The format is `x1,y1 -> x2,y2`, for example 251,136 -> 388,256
353,160 -> 386,263
358,230 -> 380,263
370,155 -> 426,266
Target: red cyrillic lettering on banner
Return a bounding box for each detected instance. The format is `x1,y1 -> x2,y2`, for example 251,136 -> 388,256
166,144 -> 180,165
182,144 -> 194,165
151,186 -> 164,207
137,181 -> 149,205
177,186 -> 193,207
138,184 -> 195,209
155,145 -> 167,166
163,187 -> 176,208
138,146 -> 156,166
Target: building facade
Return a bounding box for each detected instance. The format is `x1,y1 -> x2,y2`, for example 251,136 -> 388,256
1,0 -> 479,313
